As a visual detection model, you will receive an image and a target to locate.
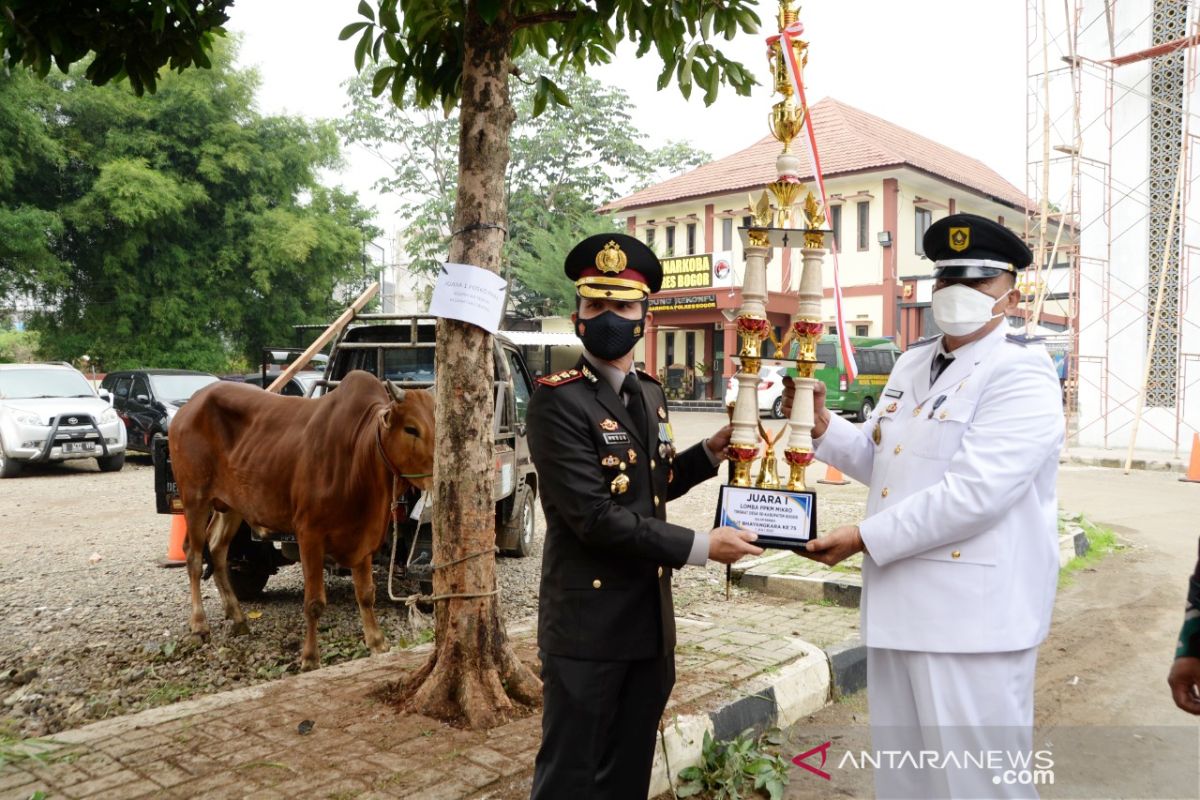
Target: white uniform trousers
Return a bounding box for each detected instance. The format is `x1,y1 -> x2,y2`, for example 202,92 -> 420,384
867,646 -> 1039,800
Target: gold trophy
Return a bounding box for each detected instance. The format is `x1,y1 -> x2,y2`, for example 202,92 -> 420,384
716,0 -> 822,548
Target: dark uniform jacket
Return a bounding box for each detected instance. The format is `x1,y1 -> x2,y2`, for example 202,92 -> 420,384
527,357 -> 718,661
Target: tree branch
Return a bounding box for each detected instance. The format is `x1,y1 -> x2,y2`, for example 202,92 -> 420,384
513,9 -> 578,30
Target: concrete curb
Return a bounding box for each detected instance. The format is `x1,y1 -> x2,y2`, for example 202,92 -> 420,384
1059,528 -> 1091,567
1060,452 -> 1185,474
648,637 -> 850,796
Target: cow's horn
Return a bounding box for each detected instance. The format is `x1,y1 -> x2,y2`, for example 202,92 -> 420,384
385,380 -> 406,404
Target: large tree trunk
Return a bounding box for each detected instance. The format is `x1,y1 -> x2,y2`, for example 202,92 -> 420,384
402,1 -> 541,728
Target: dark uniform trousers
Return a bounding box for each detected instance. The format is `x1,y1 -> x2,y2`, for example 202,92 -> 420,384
526,358 -> 717,800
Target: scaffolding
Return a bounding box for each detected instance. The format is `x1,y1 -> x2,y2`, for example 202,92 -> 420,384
1025,0 -> 1200,456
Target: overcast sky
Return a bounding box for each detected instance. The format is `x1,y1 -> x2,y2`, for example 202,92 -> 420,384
227,1 -> 1029,245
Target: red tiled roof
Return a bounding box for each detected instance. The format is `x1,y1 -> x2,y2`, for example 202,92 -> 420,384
602,97 -> 1033,213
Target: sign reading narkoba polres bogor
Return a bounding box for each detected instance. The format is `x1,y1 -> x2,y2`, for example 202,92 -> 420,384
660,254 -> 713,290
649,294 -> 718,313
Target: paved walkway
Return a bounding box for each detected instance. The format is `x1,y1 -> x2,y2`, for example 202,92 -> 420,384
0,595 -> 857,800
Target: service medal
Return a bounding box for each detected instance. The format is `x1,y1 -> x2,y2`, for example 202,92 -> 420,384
610,474 -> 630,495
600,418 -> 619,431
627,449 -> 637,464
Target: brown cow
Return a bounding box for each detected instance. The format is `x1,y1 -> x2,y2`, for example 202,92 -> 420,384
169,370 -> 434,670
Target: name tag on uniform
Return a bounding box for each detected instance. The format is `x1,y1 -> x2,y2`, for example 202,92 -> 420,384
603,431 -> 630,445
884,388 -> 903,399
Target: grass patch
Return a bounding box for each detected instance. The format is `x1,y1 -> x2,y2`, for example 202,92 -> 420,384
0,722 -> 70,771
1059,512 -> 1122,587
142,682 -> 196,705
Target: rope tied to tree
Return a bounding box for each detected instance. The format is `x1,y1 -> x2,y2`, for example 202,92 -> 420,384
450,221 -> 508,239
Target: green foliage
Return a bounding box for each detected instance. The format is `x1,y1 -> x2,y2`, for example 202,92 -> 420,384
350,1 -> 761,115
1058,510 -> 1121,586
0,0 -> 233,95
677,727 -> 791,800
0,40 -> 374,371
0,329 -> 40,363
341,54 -> 708,316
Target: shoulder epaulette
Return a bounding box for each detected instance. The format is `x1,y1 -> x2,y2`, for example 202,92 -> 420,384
1005,333 -> 1046,347
636,369 -> 661,386
536,368 -> 585,387
906,336 -> 941,350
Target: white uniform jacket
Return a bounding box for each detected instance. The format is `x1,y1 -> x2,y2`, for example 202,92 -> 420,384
813,323 -> 1064,653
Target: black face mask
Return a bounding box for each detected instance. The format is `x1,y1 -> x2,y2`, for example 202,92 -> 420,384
576,310 -> 645,361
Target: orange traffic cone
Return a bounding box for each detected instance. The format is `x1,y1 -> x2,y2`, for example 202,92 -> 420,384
162,515 -> 188,567
818,462 -> 850,485
1181,433 -> 1200,483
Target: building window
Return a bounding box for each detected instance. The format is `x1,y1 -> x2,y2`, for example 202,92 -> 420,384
646,226 -> 656,250
666,334 -> 675,365
856,201 -> 870,251
665,226 -> 676,256
830,205 -> 841,251
915,208 -> 932,255
742,215 -> 752,229
827,325 -> 838,334
722,217 -> 733,250
686,223 -> 697,255
855,323 -> 869,337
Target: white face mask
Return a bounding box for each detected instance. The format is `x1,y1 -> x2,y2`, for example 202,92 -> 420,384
931,283 -> 1004,337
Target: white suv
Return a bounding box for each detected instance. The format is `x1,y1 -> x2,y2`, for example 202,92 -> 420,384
0,363 -> 127,478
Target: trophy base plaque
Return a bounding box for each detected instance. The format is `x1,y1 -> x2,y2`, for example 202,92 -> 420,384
714,484 -> 817,550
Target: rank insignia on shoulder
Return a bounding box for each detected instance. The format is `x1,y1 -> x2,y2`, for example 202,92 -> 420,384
537,369 -> 585,387
627,449 -> 637,464
657,406 -> 667,420
580,365 -> 598,383
610,473 -> 630,495
601,454 -> 619,468
600,418 -> 619,431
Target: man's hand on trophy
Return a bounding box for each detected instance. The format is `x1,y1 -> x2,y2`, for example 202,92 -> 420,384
781,376 -> 832,438
708,527 -> 764,564
704,424 -> 734,460
801,524 -> 864,566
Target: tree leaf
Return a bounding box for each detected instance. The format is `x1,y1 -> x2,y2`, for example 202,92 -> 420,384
338,22 -> 370,41
354,29 -> 371,73
478,0 -> 502,25
357,0 -> 375,23
372,65 -> 395,96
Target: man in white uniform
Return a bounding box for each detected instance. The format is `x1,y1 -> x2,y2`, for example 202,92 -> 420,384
787,214 -> 1064,798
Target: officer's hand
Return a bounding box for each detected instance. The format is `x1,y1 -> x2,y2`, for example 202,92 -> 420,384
802,524 -> 864,566
1168,657 -> 1200,714
705,424 -> 734,460
708,527 -> 764,564
781,377 -> 831,438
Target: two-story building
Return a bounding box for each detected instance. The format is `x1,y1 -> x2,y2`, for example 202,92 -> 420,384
599,98 -> 1070,397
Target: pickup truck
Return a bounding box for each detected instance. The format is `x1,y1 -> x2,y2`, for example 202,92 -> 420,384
154,314 -> 539,601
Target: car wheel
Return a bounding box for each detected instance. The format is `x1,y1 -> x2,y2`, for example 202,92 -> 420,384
227,529 -> 275,600
500,486 -> 536,558
96,452 -> 125,472
856,397 -> 875,423
771,396 -> 785,419
0,445 -> 22,479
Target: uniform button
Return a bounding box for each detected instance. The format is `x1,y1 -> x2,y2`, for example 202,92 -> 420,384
592,579 -> 602,589
912,407 -> 922,417
653,495 -> 660,506
939,411 -> 948,420
657,566 -> 664,578
951,550 -> 961,559
881,487 -> 889,498
894,444 -> 903,455
651,459 -> 657,469
619,462 -> 626,471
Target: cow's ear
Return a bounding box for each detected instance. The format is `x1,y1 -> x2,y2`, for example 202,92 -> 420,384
378,406 -> 393,430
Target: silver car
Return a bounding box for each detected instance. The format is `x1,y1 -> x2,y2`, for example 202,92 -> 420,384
0,363 -> 127,478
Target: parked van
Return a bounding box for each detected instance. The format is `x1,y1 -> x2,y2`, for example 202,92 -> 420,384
789,335 -> 902,422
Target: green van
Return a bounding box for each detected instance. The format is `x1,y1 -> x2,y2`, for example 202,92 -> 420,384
790,335 -> 902,422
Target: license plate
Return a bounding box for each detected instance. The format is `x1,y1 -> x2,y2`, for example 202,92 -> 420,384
62,442 -> 96,453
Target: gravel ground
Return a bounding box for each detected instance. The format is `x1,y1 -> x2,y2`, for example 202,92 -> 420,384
0,412 -> 866,738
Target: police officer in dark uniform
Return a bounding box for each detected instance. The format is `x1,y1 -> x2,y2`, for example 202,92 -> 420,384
527,233 -> 762,799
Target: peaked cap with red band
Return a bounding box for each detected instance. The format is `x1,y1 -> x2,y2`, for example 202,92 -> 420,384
564,233 -> 662,301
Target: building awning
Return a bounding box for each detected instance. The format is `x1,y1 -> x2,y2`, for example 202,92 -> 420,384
501,331 -> 582,347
